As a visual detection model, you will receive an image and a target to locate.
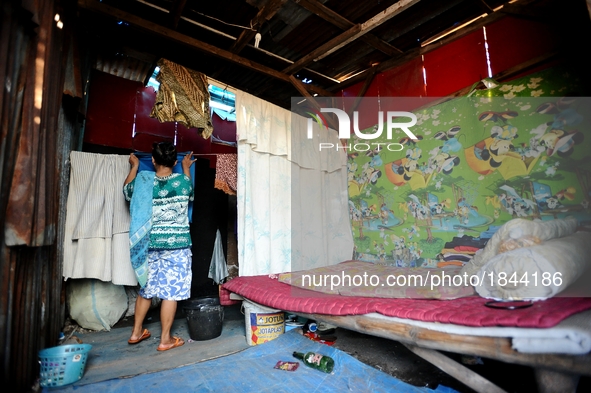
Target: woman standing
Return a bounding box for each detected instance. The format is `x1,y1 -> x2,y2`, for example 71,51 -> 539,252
123,141 -> 196,351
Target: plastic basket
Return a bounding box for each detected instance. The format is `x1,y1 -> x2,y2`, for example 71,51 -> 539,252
38,344 -> 92,388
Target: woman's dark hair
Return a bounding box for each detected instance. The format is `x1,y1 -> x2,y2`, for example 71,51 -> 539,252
152,141 -> 177,168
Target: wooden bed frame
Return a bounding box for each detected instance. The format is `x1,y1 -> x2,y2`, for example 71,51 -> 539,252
222,268 -> 591,393
295,311 -> 591,393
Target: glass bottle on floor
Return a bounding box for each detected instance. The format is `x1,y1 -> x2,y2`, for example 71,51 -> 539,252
292,351 -> 334,373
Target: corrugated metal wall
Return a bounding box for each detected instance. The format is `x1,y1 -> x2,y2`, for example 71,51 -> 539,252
0,1 -> 86,391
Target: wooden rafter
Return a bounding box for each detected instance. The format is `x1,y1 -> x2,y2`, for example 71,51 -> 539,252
332,0 -> 545,92
477,0 -> 496,14
347,66 -> 378,117
404,345 -> 508,393
168,0 -> 187,29
381,0 -> 466,43
282,0 -> 421,75
290,75 -> 339,130
77,0 -> 561,106
282,24 -> 362,75
330,47 -> 421,92
229,0 -> 288,53
289,74 -> 313,97
295,0 -> 403,56
499,3 -> 554,22
77,0 -> 333,97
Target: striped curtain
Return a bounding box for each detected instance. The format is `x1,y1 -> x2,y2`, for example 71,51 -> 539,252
62,151 -> 137,286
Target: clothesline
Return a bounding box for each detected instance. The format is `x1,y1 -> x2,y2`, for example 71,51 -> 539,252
131,150 -> 234,157
191,152 -> 236,156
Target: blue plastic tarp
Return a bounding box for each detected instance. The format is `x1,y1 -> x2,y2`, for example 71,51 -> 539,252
46,330 -> 459,393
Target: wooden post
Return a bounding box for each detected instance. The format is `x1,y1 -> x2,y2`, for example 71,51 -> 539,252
403,344 -> 508,393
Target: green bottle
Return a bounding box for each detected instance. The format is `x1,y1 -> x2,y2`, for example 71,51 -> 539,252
292,351 -> 334,373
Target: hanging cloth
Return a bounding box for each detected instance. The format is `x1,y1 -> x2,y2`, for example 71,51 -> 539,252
208,229 -> 228,284
150,58 -> 214,138
128,171 -> 155,288
63,151 -> 136,286
214,154 -> 237,195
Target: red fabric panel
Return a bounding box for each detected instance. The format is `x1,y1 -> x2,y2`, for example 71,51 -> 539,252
379,57 -> 425,97
338,16 -> 559,100
486,16 -> 559,77
176,122 -> 212,153
221,274 -> 591,328
134,86 -> 176,141
351,97 -> 382,132
210,143 -> 237,154
339,82 -> 363,99
84,71 -> 137,149
338,58 -> 443,131
131,133 -> 174,153
423,29 -> 488,97
212,112 -> 237,143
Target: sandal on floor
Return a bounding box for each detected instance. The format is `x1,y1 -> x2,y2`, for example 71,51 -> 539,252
128,329 -> 151,345
157,336 -> 184,351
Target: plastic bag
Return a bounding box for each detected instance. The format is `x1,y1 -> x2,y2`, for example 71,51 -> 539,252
208,229 -> 229,284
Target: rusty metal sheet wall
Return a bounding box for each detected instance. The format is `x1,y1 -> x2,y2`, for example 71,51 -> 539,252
0,0 -> 83,390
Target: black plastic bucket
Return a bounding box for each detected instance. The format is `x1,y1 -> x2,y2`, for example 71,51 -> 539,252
182,296 -> 224,341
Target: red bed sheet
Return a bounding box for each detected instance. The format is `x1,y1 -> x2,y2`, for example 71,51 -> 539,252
221,274 -> 591,328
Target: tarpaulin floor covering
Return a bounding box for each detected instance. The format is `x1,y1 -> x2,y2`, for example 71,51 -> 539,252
44,329 -> 458,393
43,314 -> 251,388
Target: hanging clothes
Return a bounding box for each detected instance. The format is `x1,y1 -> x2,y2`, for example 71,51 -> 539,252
127,171 -> 155,288
150,58 -> 214,138
214,154 -> 237,195
208,229 -> 228,284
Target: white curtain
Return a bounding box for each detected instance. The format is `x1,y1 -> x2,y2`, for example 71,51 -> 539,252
236,91 -> 354,276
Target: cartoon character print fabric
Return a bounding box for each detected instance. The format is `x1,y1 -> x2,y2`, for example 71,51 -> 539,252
347,66 -> 591,267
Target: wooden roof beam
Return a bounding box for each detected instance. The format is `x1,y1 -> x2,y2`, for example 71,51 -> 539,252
476,0 -> 496,14
295,0 -> 403,56
498,3 -> 554,22
330,0 -> 541,93
329,47 -> 417,92
168,0 -> 187,29
290,76 -> 338,130
77,0 -> 333,97
229,0 -> 288,53
282,0 -> 421,75
347,66 -> 378,117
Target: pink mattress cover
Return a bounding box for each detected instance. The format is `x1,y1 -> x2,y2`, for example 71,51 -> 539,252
221,274 -> 591,328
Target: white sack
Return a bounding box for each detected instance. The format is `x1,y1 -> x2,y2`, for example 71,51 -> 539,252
67,279 -> 128,331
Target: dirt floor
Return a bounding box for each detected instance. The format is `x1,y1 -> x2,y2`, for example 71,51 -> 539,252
63,302 -> 590,393
331,327 -> 528,393
331,327 -> 469,392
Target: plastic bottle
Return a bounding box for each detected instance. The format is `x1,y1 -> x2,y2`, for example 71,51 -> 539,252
292,351 -> 334,373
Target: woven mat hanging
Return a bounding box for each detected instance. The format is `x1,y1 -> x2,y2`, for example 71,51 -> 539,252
150,58 -> 214,138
